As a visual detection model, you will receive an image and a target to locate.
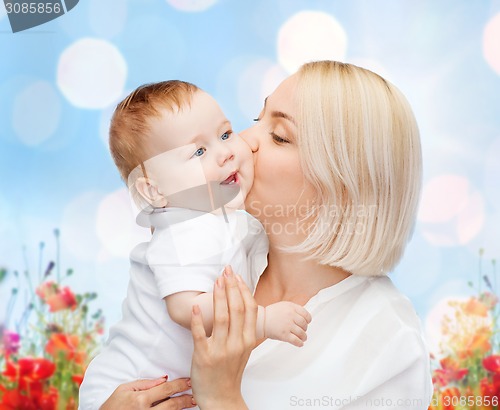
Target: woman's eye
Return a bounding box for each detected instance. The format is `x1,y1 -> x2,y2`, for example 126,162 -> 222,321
193,147 -> 206,157
253,118 -> 260,122
271,132 -> 289,144
221,131 -> 232,141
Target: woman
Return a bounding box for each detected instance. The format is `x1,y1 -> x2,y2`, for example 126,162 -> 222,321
101,60 -> 433,409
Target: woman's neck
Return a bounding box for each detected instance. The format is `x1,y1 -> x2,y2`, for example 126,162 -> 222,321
254,244 -> 352,307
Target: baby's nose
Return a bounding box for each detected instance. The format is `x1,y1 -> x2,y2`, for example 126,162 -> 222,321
218,146 -> 234,165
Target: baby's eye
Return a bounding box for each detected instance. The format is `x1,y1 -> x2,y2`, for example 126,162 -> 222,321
193,147 -> 206,157
221,131 -> 232,141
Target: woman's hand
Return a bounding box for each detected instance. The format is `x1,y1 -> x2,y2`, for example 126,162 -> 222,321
100,377 -> 195,409
190,266 -> 256,410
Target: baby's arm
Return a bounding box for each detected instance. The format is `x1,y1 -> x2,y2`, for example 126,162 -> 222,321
165,292 -> 312,347
165,291 -> 214,336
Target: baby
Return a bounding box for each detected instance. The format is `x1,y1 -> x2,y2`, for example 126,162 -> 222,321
79,80 -> 311,409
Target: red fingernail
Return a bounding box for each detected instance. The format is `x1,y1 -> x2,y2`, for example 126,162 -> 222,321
163,374 -> 169,380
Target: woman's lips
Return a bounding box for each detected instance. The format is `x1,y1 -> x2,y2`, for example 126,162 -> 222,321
220,172 -> 238,185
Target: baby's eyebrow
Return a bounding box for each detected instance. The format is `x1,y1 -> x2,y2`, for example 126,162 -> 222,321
220,119 -> 231,128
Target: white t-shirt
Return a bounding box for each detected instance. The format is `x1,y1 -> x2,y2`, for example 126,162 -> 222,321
79,208 -> 268,410
240,274 -> 433,409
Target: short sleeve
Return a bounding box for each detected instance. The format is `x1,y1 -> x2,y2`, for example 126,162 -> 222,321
340,292 -> 433,409
145,212 -> 235,298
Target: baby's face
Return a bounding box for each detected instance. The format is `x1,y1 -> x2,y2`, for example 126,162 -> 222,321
142,91 -> 254,210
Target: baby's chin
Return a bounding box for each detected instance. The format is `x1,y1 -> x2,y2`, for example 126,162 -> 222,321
221,190 -> 247,212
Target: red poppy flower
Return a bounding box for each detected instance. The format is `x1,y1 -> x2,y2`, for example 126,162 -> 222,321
3,357 -> 55,381
36,282 -> 77,312
1,358 -> 58,409
71,374 -> 84,386
484,355 -> 500,373
46,333 -> 85,364
38,387 -> 58,410
35,281 -> 59,301
46,287 -> 77,312
464,297 -> 489,316
432,357 -> 468,387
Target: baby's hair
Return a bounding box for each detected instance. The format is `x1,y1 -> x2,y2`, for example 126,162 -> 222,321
109,80 -> 200,184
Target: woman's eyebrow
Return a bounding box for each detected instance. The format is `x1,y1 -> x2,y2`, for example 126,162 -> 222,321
271,110 -> 296,125
263,96 -> 296,125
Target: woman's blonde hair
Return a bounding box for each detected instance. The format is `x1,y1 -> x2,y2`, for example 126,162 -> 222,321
289,61 -> 421,276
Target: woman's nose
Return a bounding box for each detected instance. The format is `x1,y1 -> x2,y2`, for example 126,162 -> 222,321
240,127 -> 259,153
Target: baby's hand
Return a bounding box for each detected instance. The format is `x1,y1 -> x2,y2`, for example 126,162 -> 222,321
264,302 -> 312,347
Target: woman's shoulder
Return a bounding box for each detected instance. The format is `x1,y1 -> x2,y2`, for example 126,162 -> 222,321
316,275 -> 427,346
361,275 -> 423,330
343,275 -> 430,360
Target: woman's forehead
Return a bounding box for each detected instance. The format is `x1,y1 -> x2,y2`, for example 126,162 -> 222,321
266,73 -> 298,111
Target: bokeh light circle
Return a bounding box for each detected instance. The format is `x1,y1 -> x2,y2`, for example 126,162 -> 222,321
483,12 -> 500,76
57,38 -> 127,109
419,174 -> 485,247
12,81 -> 62,146
277,11 -> 347,73
418,175 -> 469,223
425,296 -> 468,356
237,59 -> 288,122
166,0 -> 218,12
96,189 -> 150,258
466,211 -> 500,260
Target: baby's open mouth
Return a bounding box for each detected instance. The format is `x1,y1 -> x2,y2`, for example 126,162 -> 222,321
220,172 -> 238,185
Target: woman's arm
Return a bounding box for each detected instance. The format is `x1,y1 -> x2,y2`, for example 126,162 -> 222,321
99,377 -> 195,409
190,266 -> 256,410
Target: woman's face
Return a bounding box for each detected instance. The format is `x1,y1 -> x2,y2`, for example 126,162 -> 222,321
241,74 -> 316,229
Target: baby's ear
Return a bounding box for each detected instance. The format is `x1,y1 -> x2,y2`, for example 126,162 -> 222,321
135,177 -> 168,208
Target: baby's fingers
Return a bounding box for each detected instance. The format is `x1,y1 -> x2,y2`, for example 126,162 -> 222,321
295,306 -> 312,324
294,314 -> 309,331
291,324 -> 307,343
286,332 -> 305,348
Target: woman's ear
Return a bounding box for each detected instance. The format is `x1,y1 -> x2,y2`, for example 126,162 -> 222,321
135,177 -> 168,208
